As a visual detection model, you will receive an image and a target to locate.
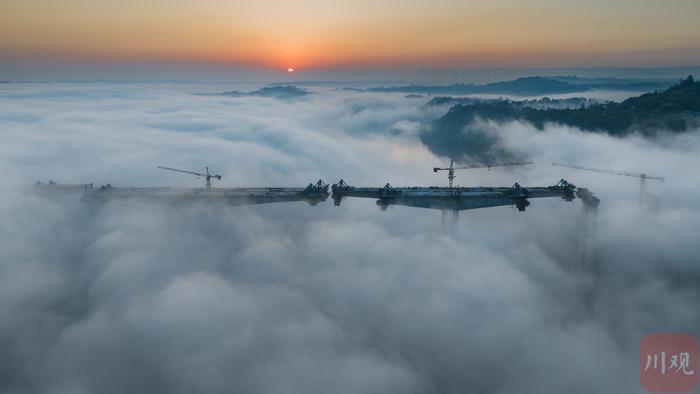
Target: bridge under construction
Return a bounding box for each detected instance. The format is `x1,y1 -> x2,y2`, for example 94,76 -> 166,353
34,178 -> 599,212
331,179 -> 599,212
33,162 -> 602,213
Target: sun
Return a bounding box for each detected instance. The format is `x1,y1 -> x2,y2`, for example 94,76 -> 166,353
287,67 -> 294,73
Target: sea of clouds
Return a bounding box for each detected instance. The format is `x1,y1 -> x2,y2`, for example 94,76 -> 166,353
1,82 -> 699,394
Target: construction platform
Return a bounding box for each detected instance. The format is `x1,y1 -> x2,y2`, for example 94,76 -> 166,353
331,179 -> 600,211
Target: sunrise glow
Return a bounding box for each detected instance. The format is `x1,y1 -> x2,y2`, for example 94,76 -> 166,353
1,0 -> 699,74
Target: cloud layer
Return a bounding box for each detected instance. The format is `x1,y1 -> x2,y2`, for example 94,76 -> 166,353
1,83 -> 699,394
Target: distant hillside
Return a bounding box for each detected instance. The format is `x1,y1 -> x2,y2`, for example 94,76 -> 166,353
426,96 -> 600,110
421,76 -> 700,161
220,85 -> 310,99
351,76 -> 675,96
547,76 -> 674,91
478,77 -> 586,95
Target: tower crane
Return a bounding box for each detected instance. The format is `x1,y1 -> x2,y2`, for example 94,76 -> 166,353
433,160 -> 533,188
157,165 -> 222,188
552,162 -> 664,204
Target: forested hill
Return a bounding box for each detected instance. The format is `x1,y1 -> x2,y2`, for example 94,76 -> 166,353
421,76 -> 700,161
350,76 -> 674,96
220,85 -> 310,99
436,76 -> 699,135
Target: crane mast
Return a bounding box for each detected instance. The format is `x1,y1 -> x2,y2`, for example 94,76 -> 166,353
157,165 -> 222,188
433,160 -> 533,188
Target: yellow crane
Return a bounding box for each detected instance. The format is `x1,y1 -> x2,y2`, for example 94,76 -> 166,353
433,160 -> 533,188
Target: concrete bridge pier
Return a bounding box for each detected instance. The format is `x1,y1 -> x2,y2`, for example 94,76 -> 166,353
575,188 -> 600,272
441,209 -> 459,235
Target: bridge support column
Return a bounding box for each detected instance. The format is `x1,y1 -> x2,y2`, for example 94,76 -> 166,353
441,209 -> 459,235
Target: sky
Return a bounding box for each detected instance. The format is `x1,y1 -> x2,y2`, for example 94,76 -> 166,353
2,0 -> 700,80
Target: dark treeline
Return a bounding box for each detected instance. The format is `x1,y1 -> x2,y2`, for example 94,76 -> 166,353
426,96 -> 599,110
421,76 -> 700,161
350,76 -> 674,96
220,85 -> 310,99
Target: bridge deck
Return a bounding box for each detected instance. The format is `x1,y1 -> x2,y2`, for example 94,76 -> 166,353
331,180 -> 592,212
32,179 -> 599,212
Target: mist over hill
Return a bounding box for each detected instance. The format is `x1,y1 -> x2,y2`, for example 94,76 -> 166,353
349,76 -> 675,96
426,96 -> 600,110
220,85 -> 310,99
422,76 -> 700,161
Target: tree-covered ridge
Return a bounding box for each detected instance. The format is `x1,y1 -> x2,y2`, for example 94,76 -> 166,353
421,77 -> 700,161
220,85 -> 310,99
350,76 -> 675,96
531,76 -> 699,134
439,76 -> 699,134
426,96 -> 600,110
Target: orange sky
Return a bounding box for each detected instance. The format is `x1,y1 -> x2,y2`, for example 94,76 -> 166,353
2,0 -> 700,71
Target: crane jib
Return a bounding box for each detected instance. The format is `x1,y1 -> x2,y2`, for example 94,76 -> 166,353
552,162 -> 663,182
157,165 -> 222,188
